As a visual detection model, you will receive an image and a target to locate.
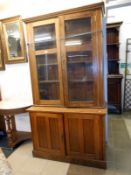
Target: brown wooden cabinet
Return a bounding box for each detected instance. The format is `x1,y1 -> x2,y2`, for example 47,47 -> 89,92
25,2 -> 106,168
107,22 -> 123,113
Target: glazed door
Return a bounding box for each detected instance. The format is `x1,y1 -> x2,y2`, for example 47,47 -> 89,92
27,19 -> 64,105
30,112 -> 65,156
61,12 -> 102,107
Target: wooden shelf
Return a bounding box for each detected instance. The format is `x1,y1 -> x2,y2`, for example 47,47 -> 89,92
68,60 -> 92,64
38,63 -> 58,66
69,79 -> 93,83
35,48 -> 57,55
66,31 -> 92,39
39,80 -> 59,83
107,43 -> 119,46
66,43 -> 92,52
108,59 -> 119,61
108,74 -> 123,79
27,106 -> 107,114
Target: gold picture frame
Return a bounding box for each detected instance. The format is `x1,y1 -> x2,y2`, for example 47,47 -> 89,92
2,16 -> 27,64
0,22 -> 5,70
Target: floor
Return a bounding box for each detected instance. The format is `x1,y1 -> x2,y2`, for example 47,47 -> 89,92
4,113 -> 131,175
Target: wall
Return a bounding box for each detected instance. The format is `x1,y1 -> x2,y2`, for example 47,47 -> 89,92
0,0 -> 104,19
0,0 -> 105,131
107,5 -> 131,109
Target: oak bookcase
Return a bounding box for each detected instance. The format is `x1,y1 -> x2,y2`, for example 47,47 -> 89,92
25,2 -> 106,168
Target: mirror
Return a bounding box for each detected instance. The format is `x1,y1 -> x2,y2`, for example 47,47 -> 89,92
2,16 -> 26,64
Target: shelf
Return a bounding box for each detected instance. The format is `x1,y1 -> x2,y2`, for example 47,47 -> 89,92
38,63 -> 58,67
69,79 -> 93,83
66,43 -> 92,52
68,60 -> 92,64
108,74 -> 123,79
65,31 -> 92,39
108,59 -> 119,61
107,43 -> 119,46
35,48 -> 57,55
39,80 -> 59,83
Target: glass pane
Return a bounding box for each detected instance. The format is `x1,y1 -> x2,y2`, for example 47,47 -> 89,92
36,54 -> 60,100
5,22 -> 22,57
65,17 -> 94,102
34,24 -> 56,50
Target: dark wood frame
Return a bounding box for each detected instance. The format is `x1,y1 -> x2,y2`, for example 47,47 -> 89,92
107,22 -> 123,113
1,16 -> 27,64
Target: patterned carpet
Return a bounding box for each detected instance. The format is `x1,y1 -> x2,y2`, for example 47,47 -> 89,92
0,148 -> 12,175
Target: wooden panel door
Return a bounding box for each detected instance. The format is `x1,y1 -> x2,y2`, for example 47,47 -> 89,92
60,10 -> 104,107
30,112 -> 65,156
27,19 -> 64,105
64,113 -> 104,160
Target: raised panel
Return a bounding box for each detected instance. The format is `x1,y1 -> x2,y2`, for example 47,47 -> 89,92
37,116 -> 48,148
64,113 -> 99,159
83,119 -> 95,154
30,112 -> 65,156
49,118 -> 60,150
68,118 -> 80,152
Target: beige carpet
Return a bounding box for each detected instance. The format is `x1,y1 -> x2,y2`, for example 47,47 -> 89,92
0,148 -> 12,175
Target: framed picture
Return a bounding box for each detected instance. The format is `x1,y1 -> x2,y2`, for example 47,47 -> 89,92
0,22 -> 5,70
2,16 -> 27,64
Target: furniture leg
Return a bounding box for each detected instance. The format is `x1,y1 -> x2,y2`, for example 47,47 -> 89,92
4,115 -> 17,148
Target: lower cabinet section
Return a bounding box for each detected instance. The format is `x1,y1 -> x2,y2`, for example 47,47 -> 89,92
29,109 -> 106,168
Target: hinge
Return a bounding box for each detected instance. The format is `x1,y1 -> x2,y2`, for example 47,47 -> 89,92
27,43 -> 34,49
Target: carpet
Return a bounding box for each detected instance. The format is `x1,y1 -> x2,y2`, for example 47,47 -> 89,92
0,135 -> 14,158
0,148 -> 12,175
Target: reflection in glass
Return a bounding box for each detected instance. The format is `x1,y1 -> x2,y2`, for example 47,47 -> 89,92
5,22 -> 22,58
34,24 -> 56,50
65,18 -> 94,101
36,54 -> 60,100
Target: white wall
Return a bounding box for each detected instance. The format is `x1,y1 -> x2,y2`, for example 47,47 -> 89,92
0,0 -> 104,131
107,6 -> 131,110
0,0 -> 104,19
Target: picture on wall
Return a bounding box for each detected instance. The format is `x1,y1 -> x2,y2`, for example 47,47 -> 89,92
0,22 -> 5,70
1,16 -> 27,64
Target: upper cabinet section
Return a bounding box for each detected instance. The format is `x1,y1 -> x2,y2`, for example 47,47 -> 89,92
26,3 -> 104,107
2,16 -> 26,64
